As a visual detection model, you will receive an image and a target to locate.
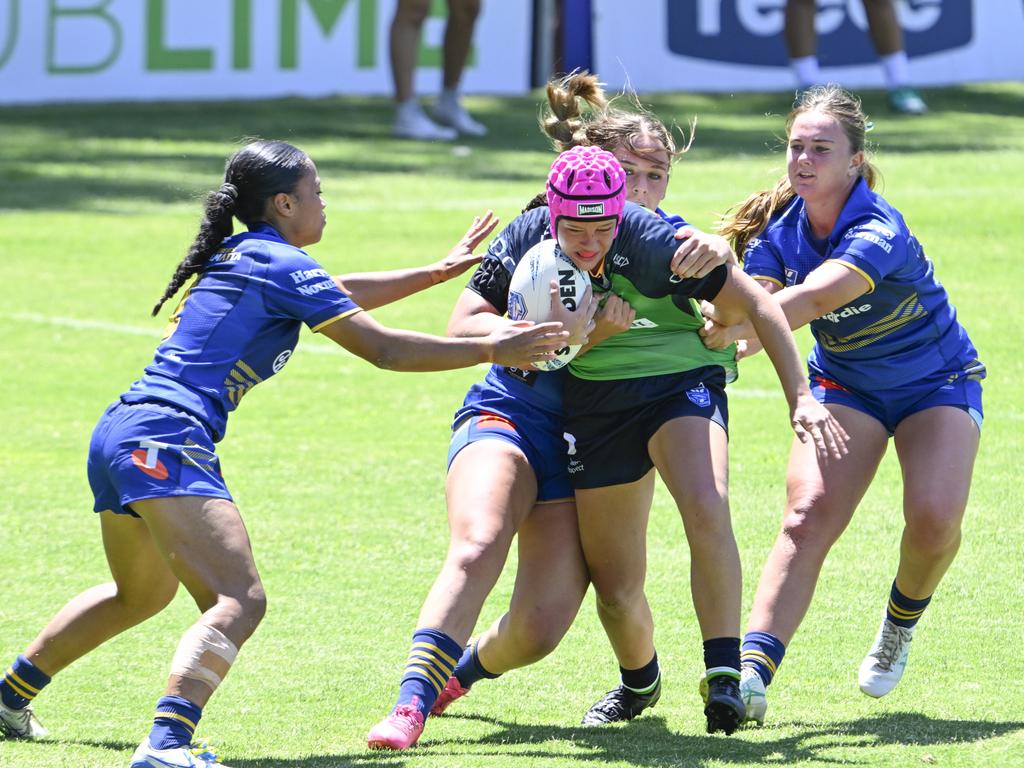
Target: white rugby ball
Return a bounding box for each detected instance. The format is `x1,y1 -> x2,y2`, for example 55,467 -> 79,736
507,239 -> 589,371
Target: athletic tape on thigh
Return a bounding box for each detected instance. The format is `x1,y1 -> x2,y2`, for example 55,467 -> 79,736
169,623 -> 239,690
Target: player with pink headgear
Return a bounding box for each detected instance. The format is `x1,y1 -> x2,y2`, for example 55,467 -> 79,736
367,146 -> 844,747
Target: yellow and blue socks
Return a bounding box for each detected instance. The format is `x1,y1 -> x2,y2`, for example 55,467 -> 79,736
397,628 -> 462,717
741,631 -> 786,686
452,640 -> 501,689
148,695 -> 202,750
703,637 -> 741,682
1,655 -> 50,711
886,582 -> 931,629
621,652 -> 660,694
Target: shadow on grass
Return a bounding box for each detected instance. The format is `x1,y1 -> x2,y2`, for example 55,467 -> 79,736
49,711 -> 1016,767
2,84 -> 1021,212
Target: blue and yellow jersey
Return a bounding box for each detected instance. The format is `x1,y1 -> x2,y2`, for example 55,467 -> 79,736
122,223 -> 360,439
744,178 -> 982,389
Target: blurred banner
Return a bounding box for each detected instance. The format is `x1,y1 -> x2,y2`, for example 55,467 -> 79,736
0,0 -> 530,104
593,0 -> 1024,93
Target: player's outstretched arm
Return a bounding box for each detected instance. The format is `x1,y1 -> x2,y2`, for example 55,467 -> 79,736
332,211 -> 499,310
712,266 -> 847,459
317,309 -> 567,372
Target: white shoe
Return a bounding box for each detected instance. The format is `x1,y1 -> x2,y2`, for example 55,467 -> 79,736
393,103 -> 457,141
859,618 -> 914,698
129,738 -> 230,767
739,666 -> 767,726
0,700 -> 47,739
431,99 -> 487,137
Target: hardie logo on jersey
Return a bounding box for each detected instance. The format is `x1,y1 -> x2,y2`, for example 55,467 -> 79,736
577,202 -> 605,217
612,254 -> 630,268
630,318 -> 658,329
687,383 -> 711,408
821,304 -> 872,324
667,1 -> 971,67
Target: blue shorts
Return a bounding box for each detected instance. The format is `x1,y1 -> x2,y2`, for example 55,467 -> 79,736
564,366 -> 729,489
448,410 -> 573,503
810,369 -> 984,436
87,400 -> 231,517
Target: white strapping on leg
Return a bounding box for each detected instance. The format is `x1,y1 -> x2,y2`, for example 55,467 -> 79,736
169,623 -> 239,691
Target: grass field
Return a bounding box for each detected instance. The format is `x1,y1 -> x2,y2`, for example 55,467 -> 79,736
1,83 -> 1022,768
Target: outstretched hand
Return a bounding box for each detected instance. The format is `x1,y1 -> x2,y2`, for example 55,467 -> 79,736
791,396 -> 849,461
487,321 -> 569,369
432,210 -> 500,283
548,280 -> 597,346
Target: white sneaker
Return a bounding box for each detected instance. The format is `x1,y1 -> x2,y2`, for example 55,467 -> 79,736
129,738 -> 230,767
739,666 -> 767,726
859,618 -> 914,698
393,103 -> 457,142
431,99 -> 487,137
0,700 -> 47,739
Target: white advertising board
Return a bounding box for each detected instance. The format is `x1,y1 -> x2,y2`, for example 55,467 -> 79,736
0,0 -> 531,104
593,0 -> 1024,93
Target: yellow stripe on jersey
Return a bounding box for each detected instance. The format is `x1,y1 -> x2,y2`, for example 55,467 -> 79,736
235,360 -> 263,383
818,293 -> 926,353
312,307 -> 363,333
828,259 -> 876,292
749,274 -> 785,289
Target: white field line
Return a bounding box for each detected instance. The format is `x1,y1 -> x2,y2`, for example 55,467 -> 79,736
1,311 -> 778,397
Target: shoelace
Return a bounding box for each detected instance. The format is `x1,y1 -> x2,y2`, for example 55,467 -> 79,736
589,689 -> 629,719
1,705 -> 35,735
390,705 -> 423,733
872,624 -> 908,670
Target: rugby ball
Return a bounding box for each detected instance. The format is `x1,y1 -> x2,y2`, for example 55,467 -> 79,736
507,239 -> 589,371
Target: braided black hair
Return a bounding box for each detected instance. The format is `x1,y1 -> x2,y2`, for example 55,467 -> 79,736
151,139 -> 312,316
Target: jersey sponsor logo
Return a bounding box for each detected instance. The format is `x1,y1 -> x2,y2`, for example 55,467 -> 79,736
288,267 -> 330,284
295,278 -> 337,296
210,248 -> 240,263
508,290 -> 527,321
131,440 -> 169,480
631,318 -> 658,329
820,303 -> 872,324
563,431 -> 577,456
504,366 -> 538,386
666,1 -> 970,67
272,349 -> 293,373
568,457 -> 584,474
612,254 -> 630,268
686,382 -> 711,408
577,202 -> 606,217
785,267 -> 800,286
845,227 -> 894,253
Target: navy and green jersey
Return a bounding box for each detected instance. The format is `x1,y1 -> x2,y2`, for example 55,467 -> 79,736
122,223 -> 360,440
569,202 -> 736,382
744,178 -> 982,390
463,208 -> 566,421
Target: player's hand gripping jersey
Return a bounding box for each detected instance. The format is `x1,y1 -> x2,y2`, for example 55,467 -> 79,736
122,223 -> 360,439
569,203 -> 737,382
743,178 -> 982,389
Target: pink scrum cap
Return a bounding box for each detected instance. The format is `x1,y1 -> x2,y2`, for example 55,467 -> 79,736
546,145 -> 627,239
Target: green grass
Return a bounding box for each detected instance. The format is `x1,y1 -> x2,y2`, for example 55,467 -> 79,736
1,83 -> 1022,767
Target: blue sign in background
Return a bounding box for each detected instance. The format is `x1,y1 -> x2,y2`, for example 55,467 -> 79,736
667,2 -> 973,66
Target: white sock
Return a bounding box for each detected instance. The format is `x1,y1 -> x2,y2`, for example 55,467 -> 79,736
437,88 -> 460,111
791,55 -> 820,88
880,51 -> 910,89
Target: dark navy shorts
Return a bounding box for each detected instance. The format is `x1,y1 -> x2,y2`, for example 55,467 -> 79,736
810,368 -> 984,436
564,366 -> 729,490
448,409 -> 573,503
87,400 -> 231,517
